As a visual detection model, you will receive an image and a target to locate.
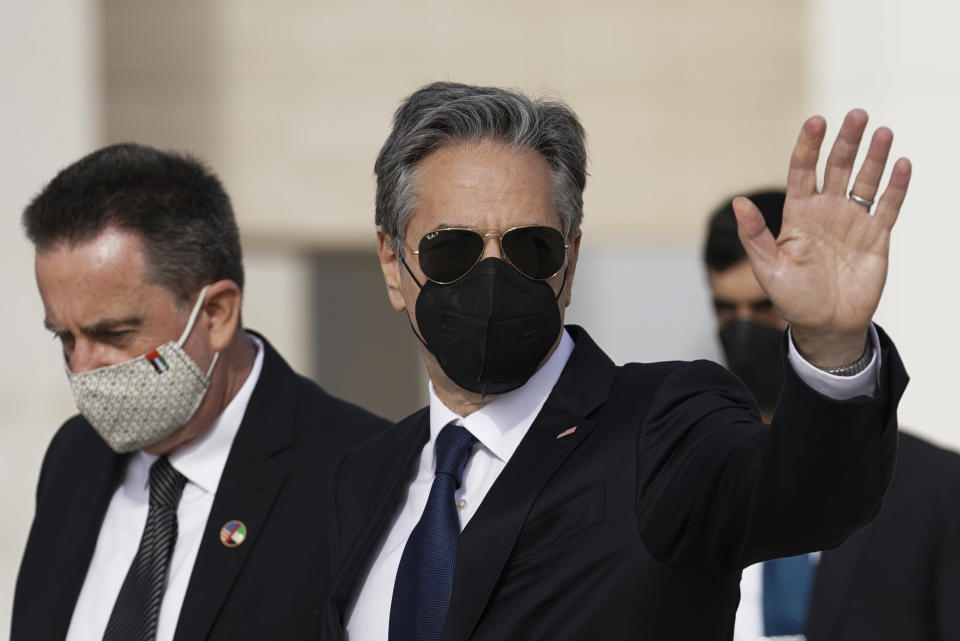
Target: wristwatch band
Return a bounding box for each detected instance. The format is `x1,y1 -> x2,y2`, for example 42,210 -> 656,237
822,341 -> 874,376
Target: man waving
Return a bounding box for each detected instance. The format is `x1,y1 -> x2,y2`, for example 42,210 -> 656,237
324,82 -> 911,640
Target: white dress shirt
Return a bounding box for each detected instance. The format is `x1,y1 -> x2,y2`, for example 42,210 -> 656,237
346,327 -> 880,641
735,561 -> 768,640
66,334 -> 264,641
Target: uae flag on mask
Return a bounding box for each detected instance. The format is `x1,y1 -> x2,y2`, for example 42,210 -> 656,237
147,350 -> 169,374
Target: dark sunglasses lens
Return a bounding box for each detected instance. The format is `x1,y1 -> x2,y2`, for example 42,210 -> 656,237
501,226 -> 566,279
418,229 -> 484,283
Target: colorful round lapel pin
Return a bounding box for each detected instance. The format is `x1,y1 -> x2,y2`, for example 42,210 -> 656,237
219,520 -> 247,548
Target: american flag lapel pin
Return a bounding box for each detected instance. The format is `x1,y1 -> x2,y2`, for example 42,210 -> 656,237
556,426 -> 578,440
220,520 -> 247,547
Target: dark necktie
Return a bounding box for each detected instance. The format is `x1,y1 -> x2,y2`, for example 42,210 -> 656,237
763,553 -> 815,636
389,422 -> 477,641
103,456 -> 187,641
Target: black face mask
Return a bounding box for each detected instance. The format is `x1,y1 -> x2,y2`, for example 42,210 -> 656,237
718,319 -> 785,412
403,256 -> 564,396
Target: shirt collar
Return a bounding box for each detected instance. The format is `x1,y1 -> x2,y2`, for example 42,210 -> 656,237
136,333 -> 265,494
428,328 -> 575,463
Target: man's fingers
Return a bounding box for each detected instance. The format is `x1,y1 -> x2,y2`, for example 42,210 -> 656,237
822,109 -> 869,196
733,196 -> 778,268
848,127 -> 893,206
874,157 -> 912,229
787,116 -> 827,197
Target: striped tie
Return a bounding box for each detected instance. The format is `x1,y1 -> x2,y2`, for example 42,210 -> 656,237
103,456 -> 187,641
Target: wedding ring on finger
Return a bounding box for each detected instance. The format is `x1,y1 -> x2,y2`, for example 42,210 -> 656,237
848,190 -> 875,211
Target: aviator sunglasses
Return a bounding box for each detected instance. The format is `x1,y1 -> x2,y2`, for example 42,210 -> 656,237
409,225 -> 570,284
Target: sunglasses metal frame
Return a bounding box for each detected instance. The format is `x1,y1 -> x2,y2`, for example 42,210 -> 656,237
407,225 -> 571,285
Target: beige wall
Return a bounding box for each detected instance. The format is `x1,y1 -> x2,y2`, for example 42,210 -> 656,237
99,0 -> 810,422
103,0 -> 807,247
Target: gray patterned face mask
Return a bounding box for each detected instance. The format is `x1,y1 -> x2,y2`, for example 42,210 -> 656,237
66,285 -> 220,453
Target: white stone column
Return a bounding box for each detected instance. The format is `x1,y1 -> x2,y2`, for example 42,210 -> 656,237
0,0 -> 101,631
808,0 -> 960,451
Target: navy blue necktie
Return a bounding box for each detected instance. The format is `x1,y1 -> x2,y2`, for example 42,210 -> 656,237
763,553 -> 815,636
389,422 -> 477,641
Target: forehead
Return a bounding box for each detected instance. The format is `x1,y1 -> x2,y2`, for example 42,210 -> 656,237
409,140 -> 561,236
35,228 -> 173,324
707,260 -> 767,303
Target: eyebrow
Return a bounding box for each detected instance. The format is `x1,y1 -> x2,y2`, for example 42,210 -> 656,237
44,316 -> 144,334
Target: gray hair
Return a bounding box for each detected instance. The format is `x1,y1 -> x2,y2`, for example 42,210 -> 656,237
374,82 -> 588,252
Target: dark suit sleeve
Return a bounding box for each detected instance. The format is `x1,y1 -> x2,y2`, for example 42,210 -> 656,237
635,329 -> 906,577
937,476 -> 960,640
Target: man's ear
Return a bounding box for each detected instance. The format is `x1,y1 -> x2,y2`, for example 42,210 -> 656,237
561,231 -> 582,308
377,227 -> 407,312
201,280 -> 243,352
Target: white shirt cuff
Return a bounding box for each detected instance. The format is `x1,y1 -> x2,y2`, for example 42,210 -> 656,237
786,324 -> 881,400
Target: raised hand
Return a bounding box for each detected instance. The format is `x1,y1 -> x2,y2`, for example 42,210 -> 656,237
733,109 -> 912,368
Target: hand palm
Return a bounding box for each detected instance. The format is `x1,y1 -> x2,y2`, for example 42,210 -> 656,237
734,110 -> 911,364
763,192 -> 889,332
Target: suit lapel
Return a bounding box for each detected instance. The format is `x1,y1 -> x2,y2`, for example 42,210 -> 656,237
44,441 -> 127,640
328,412 -> 430,628
173,336 -> 297,641
442,403 -> 598,641
441,325 -> 616,641
326,326 -> 616,640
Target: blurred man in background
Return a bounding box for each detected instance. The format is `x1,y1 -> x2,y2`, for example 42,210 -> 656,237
321,82 -> 911,640
12,144 -> 388,641
705,188 -> 960,641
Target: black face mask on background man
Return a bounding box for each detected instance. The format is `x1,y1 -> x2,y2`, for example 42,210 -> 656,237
404,257 -> 564,397
718,319 -> 785,413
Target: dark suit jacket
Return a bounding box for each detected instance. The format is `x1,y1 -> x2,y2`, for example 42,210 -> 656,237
12,332 -> 389,641
806,431 -> 960,641
323,325 -> 907,641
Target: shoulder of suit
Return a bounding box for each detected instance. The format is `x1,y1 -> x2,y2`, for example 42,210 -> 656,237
617,358 -> 741,391
47,415 -> 107,458
610,358 -> 759,432
255,333 -> 390,442
338,406 -> 427,458
897,431 -> 960,485
288,370 -> 390,433
36,415 -> 116,500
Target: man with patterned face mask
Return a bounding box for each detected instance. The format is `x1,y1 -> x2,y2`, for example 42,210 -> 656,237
705,189 -> 960,641
322,82 -> 912,641
12,144 -> 388,641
